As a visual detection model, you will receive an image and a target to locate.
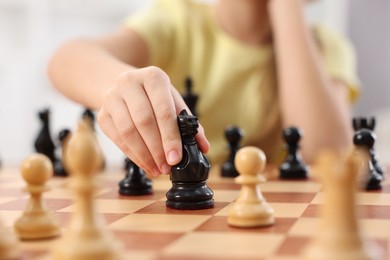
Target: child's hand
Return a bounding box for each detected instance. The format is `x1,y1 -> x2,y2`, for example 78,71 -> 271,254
97,66 -> 209,176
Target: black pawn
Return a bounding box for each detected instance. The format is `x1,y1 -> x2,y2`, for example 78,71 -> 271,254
53,129 -> 71,177
119,158 -> 153,196
352,117 -> 375,131
352,117 -> 384,177
221,126 -> 244,177
166,110 -> 214,210
34,108 -> 56,164
182,77 -> 199,117
279,127 -> 308,179
353,129 -> 382,190
82,108 -> 96,131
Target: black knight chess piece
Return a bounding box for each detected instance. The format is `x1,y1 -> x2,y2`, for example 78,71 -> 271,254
119,158 -> 153,196
182,77 -> 199,117
353,128 -> 382,190
221,126 -> 244,177
166,110 -> 214,209
353,117 -> 384,177
34,108 -> 56,164
279,127 -> 308,179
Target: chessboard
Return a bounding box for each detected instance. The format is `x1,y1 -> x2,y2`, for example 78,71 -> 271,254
0,164 -> 389,260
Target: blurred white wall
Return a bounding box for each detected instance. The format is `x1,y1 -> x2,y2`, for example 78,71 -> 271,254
0,0 -> 388,167
0,0 -> 152,167
347,0 -> 390,165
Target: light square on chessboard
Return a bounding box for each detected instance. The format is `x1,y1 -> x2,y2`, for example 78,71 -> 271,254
196,216 -> 297,234
264,257 -> 302,260
0,181 -> 24,190
212,190 -> 239,202
0,197 -> 19,204
259,181 -> 321,193
302,203 -> 390,219
0,187 -> 25,197
108,213 -> 211,233
161,232 -> 285,259
58,199 -> 155,214
289,217 -> 390,239
288,218 -> 389,257
40,251 -> 160,260
118,250 -> 157,260
359,219 -> 390,239
288,217 -> 321,237
216,202 -> 308,218
0,210 -> 25,227
0,198 -> 73,212
0,168 -> 20,178
44,187 -> 74,199
111,230 -> 183,251
311,191 -> 390,205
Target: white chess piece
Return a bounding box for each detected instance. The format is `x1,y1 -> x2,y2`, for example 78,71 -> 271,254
51,120 -> 123,260
302,150 -> 383,260
228,146 -> 274,227
0,216 -> 19,259
14,154 -> 60,239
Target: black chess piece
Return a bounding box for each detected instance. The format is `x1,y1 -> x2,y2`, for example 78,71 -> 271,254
279,127 -> 308,179
119,158 -> 153,196
352,117 -> 384,177
34,108 -> 56,164
352,117 -> 375,131
353,128 -> 382,190
166,110 -> 214,209
82,108 -> 96,131
53,129 -> 71,177
182,77 -> 199,117
221,126 -> 244,178
82,107 -> 106,170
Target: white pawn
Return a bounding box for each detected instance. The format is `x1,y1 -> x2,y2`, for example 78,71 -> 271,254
51,120 -> 123,260
14,154 -> 61,240
302,150 -> 383,260
228,146 -> 274,227
0,217 -> 20,259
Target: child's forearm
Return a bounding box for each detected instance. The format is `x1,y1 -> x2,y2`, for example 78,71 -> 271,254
48,39 -> 135,109
268,0 -> 352,161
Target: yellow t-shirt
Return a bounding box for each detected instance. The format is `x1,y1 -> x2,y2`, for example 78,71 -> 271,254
124,0 -> 359,164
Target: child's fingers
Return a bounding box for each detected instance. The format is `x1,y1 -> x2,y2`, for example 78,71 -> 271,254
98,92 -> 160,176
122,81 -> 171,174
140,67 -> 183,167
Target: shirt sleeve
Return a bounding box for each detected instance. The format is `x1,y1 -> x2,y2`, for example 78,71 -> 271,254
122,0 -> 175,66
314,25 -> 360,103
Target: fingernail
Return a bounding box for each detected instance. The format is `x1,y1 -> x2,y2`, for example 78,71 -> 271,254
160,162 -> 171,175
167,150 -> 180,165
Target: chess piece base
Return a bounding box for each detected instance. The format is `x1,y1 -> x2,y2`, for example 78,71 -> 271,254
52,234 -> 123,260
228,203 -> 274,228
119,178 -> 153,196
279,163 -> 308,179
365,174 -> 382,191
0,227 -> 20,259
14,213 -> 60,240
303,233 -> 384,260
221,162 -> 239,178
166,181 -> 214,210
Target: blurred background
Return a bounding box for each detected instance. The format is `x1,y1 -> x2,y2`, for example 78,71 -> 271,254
0,0 -> 389,167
